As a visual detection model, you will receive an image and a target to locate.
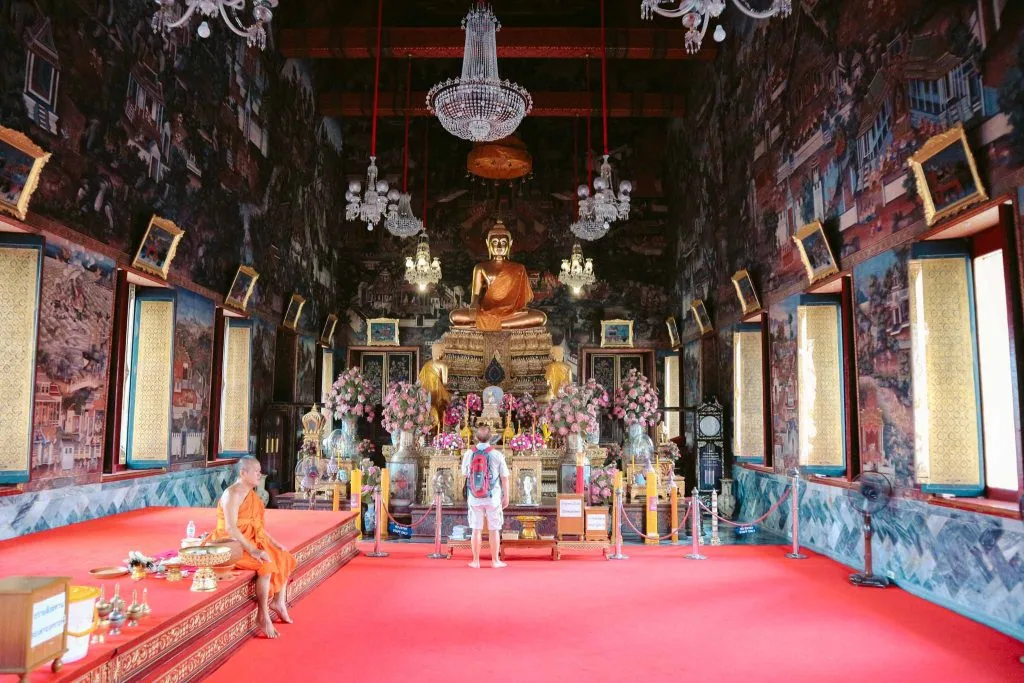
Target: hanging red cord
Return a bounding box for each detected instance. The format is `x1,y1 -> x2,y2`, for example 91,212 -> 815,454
573,114 -> 579,218
599,0 -> 609,156
422,123 -> 429,231
585,55 -> 593,187
403,55 -> 412,192
370,0 -> 384,157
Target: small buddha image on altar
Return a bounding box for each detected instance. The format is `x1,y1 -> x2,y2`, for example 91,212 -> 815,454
517,470 -> 538,506
432,468 -> 455,506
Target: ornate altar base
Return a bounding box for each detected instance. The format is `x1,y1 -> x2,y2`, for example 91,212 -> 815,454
440,327 -> 552,394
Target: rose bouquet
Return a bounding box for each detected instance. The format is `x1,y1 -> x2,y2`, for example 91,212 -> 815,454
431,432 -> 465,450
508,432 -> 545,452
465,392 -> 482,415
657,440 -> 681,463
581,378 -> 610,410
612,369 -> 661,427
381,381 -> 432,435
444,392 -> 466,427
356,439 -> 376,459
542,384 -> 599,437
359,457 -> 381,505
501,393 -> 518,413
603,442 -> 623,467
589,466 -> 618,505
322,367 -> 376,423
513,392 -> 540,425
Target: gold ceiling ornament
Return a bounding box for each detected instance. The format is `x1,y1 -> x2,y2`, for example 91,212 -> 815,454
467,135 -> 533,181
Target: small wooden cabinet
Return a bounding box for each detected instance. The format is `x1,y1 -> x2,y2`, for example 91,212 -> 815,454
0,577 -> 70,682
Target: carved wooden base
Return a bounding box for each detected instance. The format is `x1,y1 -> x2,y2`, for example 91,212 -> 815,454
440,327 -> 552,394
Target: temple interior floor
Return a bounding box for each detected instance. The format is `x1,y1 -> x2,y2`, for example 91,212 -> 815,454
206,542 -> 1022,682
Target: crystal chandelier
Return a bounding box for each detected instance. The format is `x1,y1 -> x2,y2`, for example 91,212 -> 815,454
573,0 -> 631,237
559,243 -> 596,296
385,57 -> 423,237
151,0 -> 277,50
427,3 -> 532,142
640,0 -> 792,54
346,0 -> 392,231
405,236 -> 442,292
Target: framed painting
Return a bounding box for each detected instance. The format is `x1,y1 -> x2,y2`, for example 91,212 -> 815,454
908,124 -> 988,226
225,265 -> 259,312
793,221 -> 839,284
600,319 -> 634,348
666,316 -> 680,349
690,299 -> 712,336
131,215 -> 184,280
320,313 -> 338,347
282,294 -> 305,330
367,318 -> 400,346
731,269 -> 761,315
0,125 -> 50,220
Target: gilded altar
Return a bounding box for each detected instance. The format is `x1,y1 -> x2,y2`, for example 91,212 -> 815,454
624,461 -> 683,503
439,327 -> 552,395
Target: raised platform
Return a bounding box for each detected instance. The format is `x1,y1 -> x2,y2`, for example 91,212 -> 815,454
0,506 -> 359,682
440,327 -> 552,394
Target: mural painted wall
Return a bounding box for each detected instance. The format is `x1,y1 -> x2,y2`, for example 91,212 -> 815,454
171,288 -> 214,464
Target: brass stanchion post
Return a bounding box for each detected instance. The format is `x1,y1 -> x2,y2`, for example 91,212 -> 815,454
785,473 -> 807,560
426,493 -> 447,559
685,488 -> 706,560
366,491 -> 389,558
607,471 -> 628,560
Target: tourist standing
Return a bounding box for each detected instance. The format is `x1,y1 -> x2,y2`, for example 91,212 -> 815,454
460,426 -> 510,568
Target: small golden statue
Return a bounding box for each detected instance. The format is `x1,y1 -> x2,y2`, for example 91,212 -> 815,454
544,345 -> 572,401
418,341 -> 450,430
449,220 -> 547,331
300,404 -> 326,456
502,407 -> 515,444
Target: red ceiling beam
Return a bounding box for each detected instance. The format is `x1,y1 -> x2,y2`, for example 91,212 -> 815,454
319,91 -> 685,118
280,27 -> 715,60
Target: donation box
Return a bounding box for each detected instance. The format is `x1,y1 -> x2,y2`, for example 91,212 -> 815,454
0,576 -> 70,681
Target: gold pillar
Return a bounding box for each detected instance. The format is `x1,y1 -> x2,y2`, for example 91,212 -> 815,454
350,468 -> 363,538
645,470 -> 658,545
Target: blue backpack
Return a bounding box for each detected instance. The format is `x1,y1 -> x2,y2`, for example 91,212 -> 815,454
467,445 -> 497,498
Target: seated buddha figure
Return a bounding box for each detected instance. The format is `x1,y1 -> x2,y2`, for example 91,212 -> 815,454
449,221 -> 547,331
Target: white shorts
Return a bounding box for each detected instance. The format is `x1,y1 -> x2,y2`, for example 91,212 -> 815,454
467,503 -> 503,531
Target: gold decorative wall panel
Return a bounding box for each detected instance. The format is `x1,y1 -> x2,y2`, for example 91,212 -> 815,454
0,247 -> 41,478
797,305 -> 844,469
733,329 -> 764,459
909,258 -> 982,488
131,299 -> 174,463
221,324 -> 252,454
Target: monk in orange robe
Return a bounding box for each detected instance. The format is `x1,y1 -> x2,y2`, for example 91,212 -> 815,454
212,456 -> 296,638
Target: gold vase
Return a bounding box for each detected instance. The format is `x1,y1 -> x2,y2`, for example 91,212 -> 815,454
130,565 -> 146,581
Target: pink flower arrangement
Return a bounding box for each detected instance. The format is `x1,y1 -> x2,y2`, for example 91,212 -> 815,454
513,392 -> 539,425
612,369 -> 661,427
589,465 -> 618,505
356,439 -> 376,459
581,378 -> 610,409
508,432 -> 545,452
465,393 -> 482,414
359,457 -> 381,504
431,432 -> 465,450
657,441 -> 681,462
381,381 -> 432,435
322,367 -> 376,423
542,384 -> 599,437
444,393 -> 466,427
501,393 -> 518,413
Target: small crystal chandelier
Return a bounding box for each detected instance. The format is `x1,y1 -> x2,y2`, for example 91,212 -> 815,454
405,236 -> 442,292
573,0 -> 631,237
346,0 -> 392,231
427,3 -> 532,142
559,243 -> 596,296
640,0 -> 792,54
385,57 -> 423,237
151,0 -> 277,50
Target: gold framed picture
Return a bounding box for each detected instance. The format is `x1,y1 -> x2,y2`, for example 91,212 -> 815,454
665,316 -> 680,349
225,265 -> 259,311
282,294 -> 305,330
600,319 -> 634,348
690,299 -> 712,336
793,221 -> 839,284
320,313 -> 338,347
131,215 -> 184,280
731,269 -> 761,315
0,125 -> 50,221
366,317 -> 400,346
908,124 -> 988,226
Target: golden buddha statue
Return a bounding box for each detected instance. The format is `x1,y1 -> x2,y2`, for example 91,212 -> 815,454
418,342 -> 450,430
449,221 -> 547,331
544,346 -> 572,401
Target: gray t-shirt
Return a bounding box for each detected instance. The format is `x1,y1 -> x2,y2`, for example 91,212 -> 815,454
460,444 -> 510,505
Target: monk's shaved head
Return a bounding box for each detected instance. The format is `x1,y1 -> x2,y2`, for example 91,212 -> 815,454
237,455 -> 261,476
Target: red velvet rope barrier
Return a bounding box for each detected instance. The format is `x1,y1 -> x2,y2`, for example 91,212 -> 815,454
699,486 -> 792,527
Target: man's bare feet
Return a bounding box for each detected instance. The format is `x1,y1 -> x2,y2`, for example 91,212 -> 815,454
493,560 -> 507,568
259,614 -> 280,639
271,596 -> 293,624
468,560 -> 480,568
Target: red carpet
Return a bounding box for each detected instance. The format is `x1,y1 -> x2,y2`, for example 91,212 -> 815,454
0,507 -> 353,682
206,543 -> 1022,683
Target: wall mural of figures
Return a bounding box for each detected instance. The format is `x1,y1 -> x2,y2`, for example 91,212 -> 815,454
671,0 -> 1024,341
171,288 -> 214,464
0,1 -> 355,324
29,234 -> 115,490
250,315 -> 277,449
769,297 -> 799,473
853,246 -> 915,487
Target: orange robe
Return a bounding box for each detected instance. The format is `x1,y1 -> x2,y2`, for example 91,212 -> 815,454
476,262 -> 534,331
213,489 -> 296,594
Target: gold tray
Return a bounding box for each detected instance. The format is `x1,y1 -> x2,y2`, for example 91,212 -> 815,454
89,566 -> 129,578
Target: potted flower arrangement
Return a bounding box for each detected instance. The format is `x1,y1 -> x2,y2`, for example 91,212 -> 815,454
542,384 -> 600,445
501,393 -> 518,414
588,466 -> 618,506
322,367 -> 377,460
508,432 -> 545,453
444,392 -> 466,428
612,369 -> 661,469
382,381 -> 432,508
657,440 -> 680,464
359,458 -> 382,532
465,392 -> 483,416
431,432 -> 465,451
513,392 -> 539,427
580,378 -> 610,443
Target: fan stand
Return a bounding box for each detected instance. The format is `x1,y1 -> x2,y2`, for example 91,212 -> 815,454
849,511 -> 891,588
